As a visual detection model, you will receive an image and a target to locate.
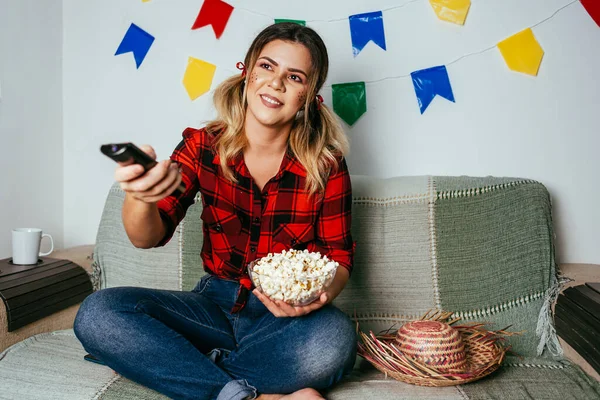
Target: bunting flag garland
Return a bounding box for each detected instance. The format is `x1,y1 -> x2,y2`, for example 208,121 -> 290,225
348,11 -> 387,57
581,0 -> 600,27
192,0 -> 234,39
114,1 -> 596,109
429,0 -> 471,25
411,66 -> 455,114
274,19 -> 306,26
182,57 -> 217,100
497,28 -> 544,76
332,82 -> 367,126
115,23 -> 155,69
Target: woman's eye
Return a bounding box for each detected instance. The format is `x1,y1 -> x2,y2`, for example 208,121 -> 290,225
260,63 -> 272,70
290,75 -> 302,83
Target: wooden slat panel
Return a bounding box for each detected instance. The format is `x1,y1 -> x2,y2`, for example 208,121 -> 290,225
0,258 -> 94,332
0,258 -> 67,278
1,268 -> 85,299
10,282 -> 92,320
0,262 -> 78,291
7,275 -> 91,311
588,282 -> 600,295
8,291 -> 92,332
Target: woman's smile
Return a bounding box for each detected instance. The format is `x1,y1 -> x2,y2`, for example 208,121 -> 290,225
260,93 -> 284,108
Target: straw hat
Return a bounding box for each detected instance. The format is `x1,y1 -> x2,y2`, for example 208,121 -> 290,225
357,310 -> 519,387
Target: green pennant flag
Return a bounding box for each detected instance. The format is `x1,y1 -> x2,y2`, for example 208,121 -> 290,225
332,82 -> 367,126
274,19 -> 306,26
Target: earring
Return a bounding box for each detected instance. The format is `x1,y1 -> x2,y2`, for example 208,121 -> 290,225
295,109 -> 305,119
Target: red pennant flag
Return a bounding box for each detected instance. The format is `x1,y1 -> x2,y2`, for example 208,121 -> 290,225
192,0 -> 234,39
582,0 -> 600,27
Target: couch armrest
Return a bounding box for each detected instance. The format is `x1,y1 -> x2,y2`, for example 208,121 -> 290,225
555,263 -> 600,382
0,245 -> 95,353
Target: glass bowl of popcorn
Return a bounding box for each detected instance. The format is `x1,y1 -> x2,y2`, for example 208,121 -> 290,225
247,249 -> 339,306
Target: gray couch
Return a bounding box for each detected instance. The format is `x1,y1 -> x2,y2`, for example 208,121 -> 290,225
1,175 -> 599,399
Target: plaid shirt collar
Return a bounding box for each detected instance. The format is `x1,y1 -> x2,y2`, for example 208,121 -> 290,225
212,150 -> 308,179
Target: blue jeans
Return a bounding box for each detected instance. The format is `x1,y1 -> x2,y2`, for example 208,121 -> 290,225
73,274 -> 357,399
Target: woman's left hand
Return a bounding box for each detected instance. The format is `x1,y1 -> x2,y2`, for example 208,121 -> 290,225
252,267 -> 349,318
253,288 -> 331,318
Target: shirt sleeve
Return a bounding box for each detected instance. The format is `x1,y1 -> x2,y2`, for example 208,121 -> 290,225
155,128 -> 202,247
309,157 -> 355,275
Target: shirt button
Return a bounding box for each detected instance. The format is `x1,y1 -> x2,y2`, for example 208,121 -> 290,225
215,224 -> 222,232
291,239 -> 297,245
254,217 -> 260,224
250,246 -> 256,253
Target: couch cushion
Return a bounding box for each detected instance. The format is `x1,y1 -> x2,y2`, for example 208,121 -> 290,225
0,330 -> 121,400
335,176 -> 438,318
93,183 -> 205,292
433,177 -> 559,358
334,175 -> 561,358
2,330 -> 598,399
325,357 -> 600,399
456,356 -> 600,399
434,176 -> 555,308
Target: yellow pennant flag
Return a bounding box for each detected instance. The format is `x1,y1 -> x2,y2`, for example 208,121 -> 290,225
429,0 -> 471,25
497,28 -> 544,76
183,57 -> 217,100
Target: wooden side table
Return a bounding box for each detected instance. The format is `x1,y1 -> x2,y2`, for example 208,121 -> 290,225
0,256 -> 93,332
555,281 -> 600,376
0,245 -> 95,353
555,263 -> 600,382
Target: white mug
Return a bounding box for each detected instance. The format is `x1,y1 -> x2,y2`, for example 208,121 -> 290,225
12,228 -> 54,265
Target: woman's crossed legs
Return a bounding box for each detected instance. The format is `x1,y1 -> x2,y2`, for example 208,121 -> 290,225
73,279 -> 355,400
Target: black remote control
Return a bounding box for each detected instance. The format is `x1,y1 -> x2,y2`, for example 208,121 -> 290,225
83,353 -> 106,366
100,142 -> 186,195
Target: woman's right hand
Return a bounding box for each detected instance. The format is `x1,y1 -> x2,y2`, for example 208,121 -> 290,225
114,144 -> 183,204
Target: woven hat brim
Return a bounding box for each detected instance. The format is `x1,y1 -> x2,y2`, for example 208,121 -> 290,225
360,330 -> 506,386
357,313 -> 517,387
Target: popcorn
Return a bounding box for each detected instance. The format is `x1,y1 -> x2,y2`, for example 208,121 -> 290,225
248,249 -> 338,306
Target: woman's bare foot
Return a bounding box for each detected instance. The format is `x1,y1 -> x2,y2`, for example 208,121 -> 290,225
257,387 -> 324,400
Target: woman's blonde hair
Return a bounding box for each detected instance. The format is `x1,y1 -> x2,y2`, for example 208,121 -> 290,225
205,23 -> 349,196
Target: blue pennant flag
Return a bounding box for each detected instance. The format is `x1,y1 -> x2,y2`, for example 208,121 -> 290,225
349,11 -> 386,57
115,23 -> 155,69
411,65 -> 455,114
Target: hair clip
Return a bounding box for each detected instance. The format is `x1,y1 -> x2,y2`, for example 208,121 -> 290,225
316,94 -> 324,110
236,62 -> 246,78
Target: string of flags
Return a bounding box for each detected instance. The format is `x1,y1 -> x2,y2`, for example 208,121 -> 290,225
115,0 -> 599,125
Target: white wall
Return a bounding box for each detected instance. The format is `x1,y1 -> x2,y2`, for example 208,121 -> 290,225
0,0 -> 64,259
63,0 -> 600,264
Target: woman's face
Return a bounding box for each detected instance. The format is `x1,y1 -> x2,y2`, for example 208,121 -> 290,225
246,40 -> 312,130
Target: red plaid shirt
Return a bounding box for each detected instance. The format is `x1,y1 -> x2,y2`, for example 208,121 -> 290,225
156,127 -> 355,313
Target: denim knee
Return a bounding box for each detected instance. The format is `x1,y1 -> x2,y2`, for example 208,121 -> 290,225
297,306 -> 357,385
74,292 -> 97,344
321,307 -> 357,369
73,288 -> 128,350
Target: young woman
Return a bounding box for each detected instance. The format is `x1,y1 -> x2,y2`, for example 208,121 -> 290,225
74,23 -> 356,400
